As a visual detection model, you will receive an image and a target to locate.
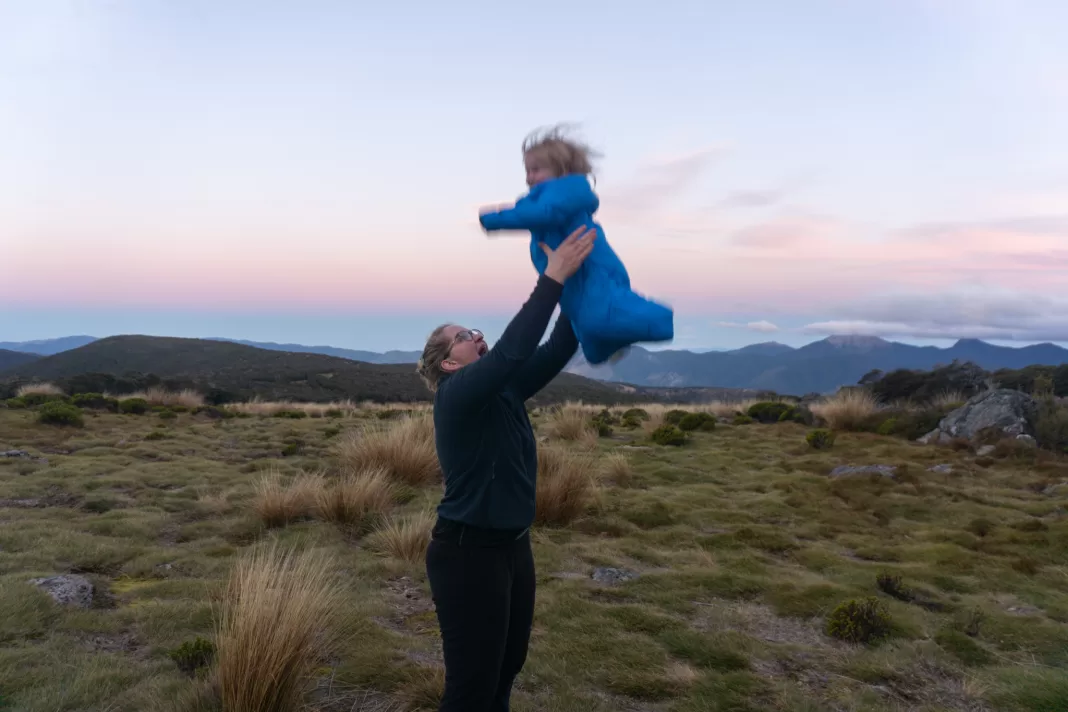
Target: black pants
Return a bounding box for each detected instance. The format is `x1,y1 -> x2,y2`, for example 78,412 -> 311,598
425,516 -> 535,712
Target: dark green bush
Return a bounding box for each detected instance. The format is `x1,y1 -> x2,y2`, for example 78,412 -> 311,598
747,401 -> 795,424
168,636 -> 215,676
4,397 -> 27,409
70,393 -> 119,411
620,414 -> 642,429
732,414 -> 754,425
622,408 -> 650,421
663,409 -> 689,425
36,402 -> 84,427
274,409 -> 308,419
158,409 -> 178,421
678,412 -> 716,432
591,408 -> 617,437
806,429 -> 836,450
171,405 -> 189,413
325,408 -> 344,418
20,392 -> 68,407
193,405 -> 230,419
650,425 -> 687,446
119,398 -> 149,415
1033,399 -> 1068,453
825,597 -> 892,645
875,572 -> 912,601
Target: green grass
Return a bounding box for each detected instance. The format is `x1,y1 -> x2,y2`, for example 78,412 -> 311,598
1,404 -> 1066,711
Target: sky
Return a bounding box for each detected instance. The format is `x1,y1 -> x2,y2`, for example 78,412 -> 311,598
3,0 -> 1068,352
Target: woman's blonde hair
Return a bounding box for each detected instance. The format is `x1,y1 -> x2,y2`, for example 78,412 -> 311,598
416,324 -> 452,392
523,123 -> 601,179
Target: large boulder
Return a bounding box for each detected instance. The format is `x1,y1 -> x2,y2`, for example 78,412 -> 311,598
919,388 -> 1037,444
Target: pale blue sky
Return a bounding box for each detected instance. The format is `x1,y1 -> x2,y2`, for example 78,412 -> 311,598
3,0 -> 1068,351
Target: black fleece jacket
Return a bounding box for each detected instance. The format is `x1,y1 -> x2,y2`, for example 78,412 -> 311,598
433,274 -> 578,531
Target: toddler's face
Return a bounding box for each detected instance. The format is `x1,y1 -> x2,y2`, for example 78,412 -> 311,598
524,152 -> 556,188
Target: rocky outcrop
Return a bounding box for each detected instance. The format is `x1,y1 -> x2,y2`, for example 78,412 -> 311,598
29,574 -> 94,608
919,388 -> 1036,445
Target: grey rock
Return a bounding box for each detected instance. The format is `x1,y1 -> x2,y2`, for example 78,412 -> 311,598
29,574 -> 94,608
591,567 -> 639,585
1,450 -> 31,458
928,464 -> 953,474
935,389 -> 1037,442
917,429 -> 948,445
977,445 -> 996,457
1016,434 -> 1037,446
829,464 -> 897,479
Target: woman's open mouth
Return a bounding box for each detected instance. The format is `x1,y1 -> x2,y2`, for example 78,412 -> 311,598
477,342 -> 489,356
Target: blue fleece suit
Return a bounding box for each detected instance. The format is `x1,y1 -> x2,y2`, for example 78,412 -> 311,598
479,174 -> 674,365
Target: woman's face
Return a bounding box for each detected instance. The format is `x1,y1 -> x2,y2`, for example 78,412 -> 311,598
440,325 -> 487,373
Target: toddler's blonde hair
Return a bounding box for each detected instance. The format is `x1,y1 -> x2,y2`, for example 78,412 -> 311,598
522,123 -> 601,179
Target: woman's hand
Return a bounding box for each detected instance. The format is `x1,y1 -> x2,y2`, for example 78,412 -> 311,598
540,226 -> 596,284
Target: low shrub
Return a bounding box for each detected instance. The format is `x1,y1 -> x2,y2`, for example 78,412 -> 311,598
169,636 -> 216,677
747,401 -> 794,424
678,412 -> 716,432
1033,398 -> 1068,453
194,405 -> 230,419
119,398 -> 149,415
590,408 -> 616,437
4,397 -> 27,409
620,414 -> 643,429
622,408 -> 649,421
20,392 -> 69,407
650,425 -> 686,446
875,572 -> 913,602
70,393 -> 119,411
159,409 -> 178,421
663,409 -> 689,425
732,414 -> 754,425
825,597 -> 892,645
805,429 -> 836,450
274,409 -> 309,419
36,402 -> 84,427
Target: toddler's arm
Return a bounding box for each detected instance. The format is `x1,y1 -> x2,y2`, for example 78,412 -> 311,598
480,181 -> 587,233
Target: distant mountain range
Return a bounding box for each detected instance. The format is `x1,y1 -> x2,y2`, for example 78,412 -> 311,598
4,333 -> 1068,395
0,335 -> 751,405
566,335 -> 1068,394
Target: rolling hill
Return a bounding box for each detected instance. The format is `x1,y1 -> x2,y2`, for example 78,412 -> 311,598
566,335 -> 1068,394
0,335 -> 747,405
0,336 -> 97,355
0,349 -> 41,371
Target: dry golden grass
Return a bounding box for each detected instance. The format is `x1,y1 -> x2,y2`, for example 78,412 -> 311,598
216,542 -> 345,712
121,386 -> 205,408
535,444 -> 597,526
15,382 -> 64,397
366,508 -> 436,563
704,399 -> 761,418
226,398 -> 361,417
599,451 -> 633,486
809,388 -> 881,430
931,389 -> 968,409
335,415 -> 441,487
315,467 -> 398,531
544,405 -> 597,442
252,469 -> 323,527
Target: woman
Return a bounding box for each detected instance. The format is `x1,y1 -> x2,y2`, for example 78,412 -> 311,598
416,226 -> 596,712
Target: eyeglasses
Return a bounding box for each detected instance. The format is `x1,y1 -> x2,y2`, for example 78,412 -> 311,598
446,328 -> 482,358
453,329 -> 483,344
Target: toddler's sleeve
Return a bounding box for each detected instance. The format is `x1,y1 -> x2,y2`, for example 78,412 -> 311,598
480,188 -> 570,232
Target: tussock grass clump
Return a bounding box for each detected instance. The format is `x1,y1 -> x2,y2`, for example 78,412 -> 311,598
705,399 -> 760,418
16,382 -> 64,397
931,389 -> 967,410
315,467 -> 398,532
536,444 -> 597,525
252,470 -> 323,528
545,405 -> 597,442
367,509 -> 435,563
335,414 -> 440,487
123,386 -> 205,409
600,452 -> 633,486
216,542 -> 344,712
227,398 -> 359,417
809,389 -> 881,431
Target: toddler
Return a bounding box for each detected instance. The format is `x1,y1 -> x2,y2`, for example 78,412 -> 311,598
479,125 -> 674,365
